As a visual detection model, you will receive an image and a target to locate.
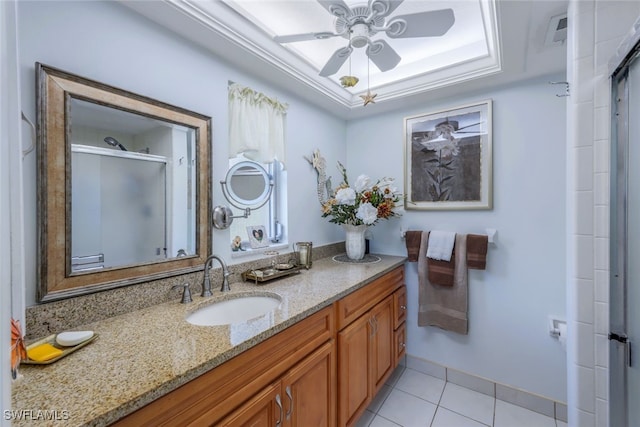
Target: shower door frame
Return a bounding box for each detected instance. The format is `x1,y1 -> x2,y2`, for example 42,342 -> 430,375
609,35 -> 640,427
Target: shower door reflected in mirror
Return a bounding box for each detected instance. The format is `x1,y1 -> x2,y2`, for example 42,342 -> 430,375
71,148 -> 168,271
69,99 -> 196,273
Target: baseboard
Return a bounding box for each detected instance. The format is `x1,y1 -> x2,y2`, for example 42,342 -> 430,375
405,354 -> 568,423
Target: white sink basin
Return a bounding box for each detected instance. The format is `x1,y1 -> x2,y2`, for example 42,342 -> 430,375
186,293 -> 281,326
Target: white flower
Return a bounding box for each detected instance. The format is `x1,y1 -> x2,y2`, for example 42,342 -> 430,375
335,187 -> 356,205
383,185 -> 399,199
356,202 -> 378,225
354,174 -> 371,193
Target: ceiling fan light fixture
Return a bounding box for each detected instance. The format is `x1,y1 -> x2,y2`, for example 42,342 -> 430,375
350,23 -> 370,48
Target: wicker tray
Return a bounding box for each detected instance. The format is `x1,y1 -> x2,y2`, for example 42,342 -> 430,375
242,264 -> 302,284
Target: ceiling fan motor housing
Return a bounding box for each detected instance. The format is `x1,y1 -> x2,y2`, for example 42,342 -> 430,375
335,4 -> 384,49
350,23 -> 370,48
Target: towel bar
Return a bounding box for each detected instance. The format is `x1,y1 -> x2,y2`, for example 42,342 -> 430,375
400,227 -> 497,245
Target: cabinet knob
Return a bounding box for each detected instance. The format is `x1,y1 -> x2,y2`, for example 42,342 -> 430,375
400,305 -> 406,310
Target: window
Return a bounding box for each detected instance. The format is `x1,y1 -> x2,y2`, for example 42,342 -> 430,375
228,83 -> 288,253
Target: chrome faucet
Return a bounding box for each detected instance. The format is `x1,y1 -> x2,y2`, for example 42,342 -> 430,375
202,255 -> 230,296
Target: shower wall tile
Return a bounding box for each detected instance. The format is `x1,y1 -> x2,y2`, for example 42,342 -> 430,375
576,279 -> 595,324
577,408 -> 596,427
593,106 -> 610,141
594,237 -> 609,271
575,191 -> 594,235
575,101 -> 594,146
594,172 -> 609,205
577,365 -> 596,413
595,398 -> 608,427
593,206 -> 608,238
594,302 -> 609,336
594,270 -> 608,304
575,2 -> 595,60
575,146 -> 594,191
595,366 -> 608,400
575,236 -> 594,280
575,321 -> 595,367
594,334 -> 608,368
594,73 -> 610,109
593,139 -> 609,173
576,56 -> 595,104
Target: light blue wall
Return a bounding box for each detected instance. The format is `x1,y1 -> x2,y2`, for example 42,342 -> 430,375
346,77 -> 567,401
17,0 -> 567,403
17,1 -> 346,306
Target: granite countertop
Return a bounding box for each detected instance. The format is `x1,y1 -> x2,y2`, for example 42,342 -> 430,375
11,255 -> 405,427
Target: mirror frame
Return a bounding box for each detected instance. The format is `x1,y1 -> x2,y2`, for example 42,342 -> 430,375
36,63 -> 212,302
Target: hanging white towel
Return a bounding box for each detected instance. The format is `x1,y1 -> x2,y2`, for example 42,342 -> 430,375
426,230 -> 456,261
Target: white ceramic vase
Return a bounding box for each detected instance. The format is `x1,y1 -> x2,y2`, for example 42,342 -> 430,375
343,224 -> 367,260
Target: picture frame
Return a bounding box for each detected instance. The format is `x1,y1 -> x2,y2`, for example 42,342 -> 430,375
246,225 -> 269,249
404,100 -> 493,210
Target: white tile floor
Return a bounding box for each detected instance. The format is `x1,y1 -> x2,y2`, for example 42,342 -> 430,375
354,366 -> 568,427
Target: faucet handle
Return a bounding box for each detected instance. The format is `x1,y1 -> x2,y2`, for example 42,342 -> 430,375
172,283 -> 193,304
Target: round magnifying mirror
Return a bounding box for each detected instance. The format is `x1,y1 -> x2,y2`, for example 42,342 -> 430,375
224,161 -> 272,208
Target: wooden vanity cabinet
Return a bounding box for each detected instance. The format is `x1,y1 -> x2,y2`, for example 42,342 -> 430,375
113,265 -> 406,427
220,341 -> 335,427
113,306 -> 334,427
336,266 -> 406,427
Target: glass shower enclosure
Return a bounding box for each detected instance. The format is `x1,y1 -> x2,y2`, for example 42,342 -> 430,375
71,146 -> 168,272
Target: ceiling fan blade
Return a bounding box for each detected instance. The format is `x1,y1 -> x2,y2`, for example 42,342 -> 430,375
368,0 -> 403,18
274,32 -> 340,44
317,0 -> 351,18
319,46 -> 353,77
385,9 -> 455,39
366,40 -> 401,72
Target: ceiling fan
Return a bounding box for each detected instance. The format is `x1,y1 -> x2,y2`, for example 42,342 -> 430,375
273,0 -> 455,77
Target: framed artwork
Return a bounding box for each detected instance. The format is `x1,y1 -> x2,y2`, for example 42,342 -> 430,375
404,100 -> 492,210
246,225 -> 269,249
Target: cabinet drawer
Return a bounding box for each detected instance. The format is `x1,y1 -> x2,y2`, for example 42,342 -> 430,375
394,323 -> 406,365
393,285 -> 407,330
336,266 -> 404,330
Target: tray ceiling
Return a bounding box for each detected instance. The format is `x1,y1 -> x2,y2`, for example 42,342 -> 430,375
120,0 -> 567,118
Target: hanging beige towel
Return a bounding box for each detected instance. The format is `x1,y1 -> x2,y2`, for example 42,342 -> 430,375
418,232 -> 468,334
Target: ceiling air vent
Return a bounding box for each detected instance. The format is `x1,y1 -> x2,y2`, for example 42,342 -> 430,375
545,13 -> 567,46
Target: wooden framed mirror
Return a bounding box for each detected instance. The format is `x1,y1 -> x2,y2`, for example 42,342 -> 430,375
36,63 -> 211,302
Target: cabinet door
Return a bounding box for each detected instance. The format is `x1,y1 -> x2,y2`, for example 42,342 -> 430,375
393,286 -> 407,330
370,295 -> 394,394
338,314 -> 371,427
282,341 -> 335,427
218,381 -> 283,427
394,322 -> 407,365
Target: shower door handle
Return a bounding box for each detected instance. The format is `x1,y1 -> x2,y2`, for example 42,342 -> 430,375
609,332 -> 631,367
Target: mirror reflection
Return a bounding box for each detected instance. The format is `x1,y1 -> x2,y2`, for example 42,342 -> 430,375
37,63 -> 211,302
70,99 -> 197,272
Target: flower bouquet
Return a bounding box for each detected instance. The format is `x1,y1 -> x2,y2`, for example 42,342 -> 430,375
321,162 -> 402,259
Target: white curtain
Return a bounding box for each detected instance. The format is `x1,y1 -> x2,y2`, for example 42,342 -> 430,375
229,83 -> 288,166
